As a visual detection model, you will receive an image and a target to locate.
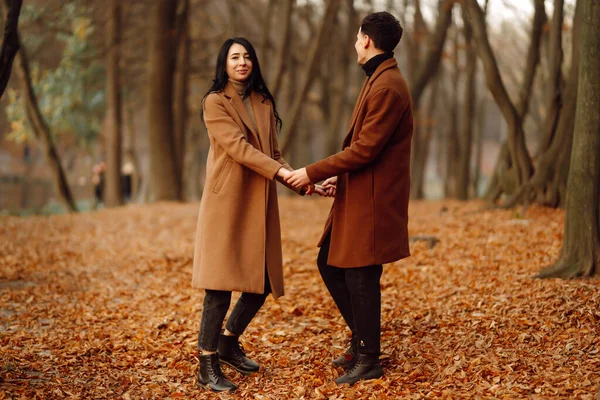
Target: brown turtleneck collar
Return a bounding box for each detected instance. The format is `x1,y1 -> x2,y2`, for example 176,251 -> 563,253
229,79 -> 247,97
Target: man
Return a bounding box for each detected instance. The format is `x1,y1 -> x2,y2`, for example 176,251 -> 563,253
286,11 -> 413,385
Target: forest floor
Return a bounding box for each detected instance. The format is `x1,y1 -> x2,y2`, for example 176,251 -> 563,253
1,197 -> 599,399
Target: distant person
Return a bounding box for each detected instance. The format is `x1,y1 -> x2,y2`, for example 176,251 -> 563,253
191,37 -> 321,392
92,161 -> 106,209
120,161 -> 134,202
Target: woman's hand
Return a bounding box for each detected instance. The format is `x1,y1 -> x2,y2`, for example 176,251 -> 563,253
276,167 -> 292,180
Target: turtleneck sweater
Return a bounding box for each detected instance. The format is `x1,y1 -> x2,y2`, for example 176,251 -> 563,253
362,52 -> 394,77
230,79 -> 258,133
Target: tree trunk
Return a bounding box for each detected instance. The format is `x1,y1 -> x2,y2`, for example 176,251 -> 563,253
285,57 -> 300,168
13,38 -> 76,212
445,24 -> 460,198
260,0 -> 277,61
409,0 -> 454,107
472,99 -> 485,196
19,145 -> 32,209
456,17 -> 477,200
174,0 -> 190,199
0,0 -> 22,98
407,1 -> 426,199
227,0 -> 238,37
270,0 -> 295,99
326,0 -> 355,157
515,0 -> 546,120
411,73 -> 441,199
537,0 -> 600,278
147,0 -> 181,201
535,0 -> 564,157
185,123 -> 207,201
462,0 -> 533,187
104,0 -> 123,207
280,0 -> 341,155
501,0 -> 580,209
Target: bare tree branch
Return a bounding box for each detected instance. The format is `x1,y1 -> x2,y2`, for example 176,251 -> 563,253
0,0 -> 22,98
410,0 -> 455,106
280,0 -> 342,154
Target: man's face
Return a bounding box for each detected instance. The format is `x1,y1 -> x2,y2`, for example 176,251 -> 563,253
354,27 -> 368,65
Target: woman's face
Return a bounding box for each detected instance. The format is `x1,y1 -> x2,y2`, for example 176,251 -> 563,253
226,43 -> 253,82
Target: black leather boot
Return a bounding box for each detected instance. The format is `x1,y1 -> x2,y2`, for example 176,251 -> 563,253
217,333 -> 259,374
334,354 -> 383,385
197,353 -> 237,392
332,336 -> 357,369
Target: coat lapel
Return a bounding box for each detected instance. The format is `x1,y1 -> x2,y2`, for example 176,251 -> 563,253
223,82 -> 262,148
342,58 -> 399,148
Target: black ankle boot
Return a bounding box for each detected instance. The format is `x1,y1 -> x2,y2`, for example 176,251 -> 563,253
217,333 -> 259,374
197,353 -> 237,392
334,354 -> 383,385
332,336 -> 357,369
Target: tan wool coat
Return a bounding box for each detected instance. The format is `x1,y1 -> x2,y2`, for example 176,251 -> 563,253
306,58 -> 414,268
192,82 -> 296,299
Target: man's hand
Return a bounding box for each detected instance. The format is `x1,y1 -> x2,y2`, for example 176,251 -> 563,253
286,168 -> 311,188
308,184 -> 329,196
321,176 -> 337,197
304,183 -> 316,196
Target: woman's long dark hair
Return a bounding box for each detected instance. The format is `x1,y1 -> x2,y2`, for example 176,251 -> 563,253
203,37 -> 282,130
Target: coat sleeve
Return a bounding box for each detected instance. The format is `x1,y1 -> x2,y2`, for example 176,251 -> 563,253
271,110 -> 305,196
305,88 -> 407,183
203,93 -> 283,180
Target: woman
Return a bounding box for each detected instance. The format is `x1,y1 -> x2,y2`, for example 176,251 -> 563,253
192,37 -> 303,392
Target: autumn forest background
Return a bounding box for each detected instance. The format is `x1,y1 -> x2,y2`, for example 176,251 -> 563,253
1,0 -> 599,398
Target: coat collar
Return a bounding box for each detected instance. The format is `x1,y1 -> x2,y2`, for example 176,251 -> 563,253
222,82 -> 271,152
343,58 -> 398,147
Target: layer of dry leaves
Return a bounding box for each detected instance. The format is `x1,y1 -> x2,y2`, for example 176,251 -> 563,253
1,197 -> 599,399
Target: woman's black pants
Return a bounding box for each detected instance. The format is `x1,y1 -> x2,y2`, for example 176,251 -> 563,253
197,272 -> 271,352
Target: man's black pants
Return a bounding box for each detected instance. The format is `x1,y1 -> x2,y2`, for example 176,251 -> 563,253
317,233 -> 382,355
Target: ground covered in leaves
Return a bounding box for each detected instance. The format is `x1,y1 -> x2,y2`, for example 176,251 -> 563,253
1,197 -> 599,399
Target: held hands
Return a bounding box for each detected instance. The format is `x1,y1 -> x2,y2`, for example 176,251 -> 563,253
321,176 -> 337,197
276,167 -> 313,195
286,168 -> 311,188
283,167 -> 336,198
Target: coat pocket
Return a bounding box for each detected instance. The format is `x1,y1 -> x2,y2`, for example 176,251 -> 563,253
212,159 -> 233,194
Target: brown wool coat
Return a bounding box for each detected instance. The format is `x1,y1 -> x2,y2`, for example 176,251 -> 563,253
306,58 -> 414,268
192,83 -> 297,299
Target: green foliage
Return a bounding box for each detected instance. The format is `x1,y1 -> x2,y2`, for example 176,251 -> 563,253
5,3 -> 105,148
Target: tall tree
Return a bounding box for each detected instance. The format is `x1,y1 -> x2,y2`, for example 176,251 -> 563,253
0,0 -> 22,98
536,0 -> 564,157
270,0 -> 295,99
501,0 -> 579,208
147,0 -> 181,201
408,0 -> 455,199
409,0 -> 455,107
326,0 -> 356,157
260,0 -> 277,61
537,0 -> 600,278
411,72 -> 441,199
280,0 -> 342,154
456,12 -> 477,200
174,0 -> 190,198
444,21 -> 460,198
104,0 -> 123,207
12,39 -> 77,212
462,0 -> 543,195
